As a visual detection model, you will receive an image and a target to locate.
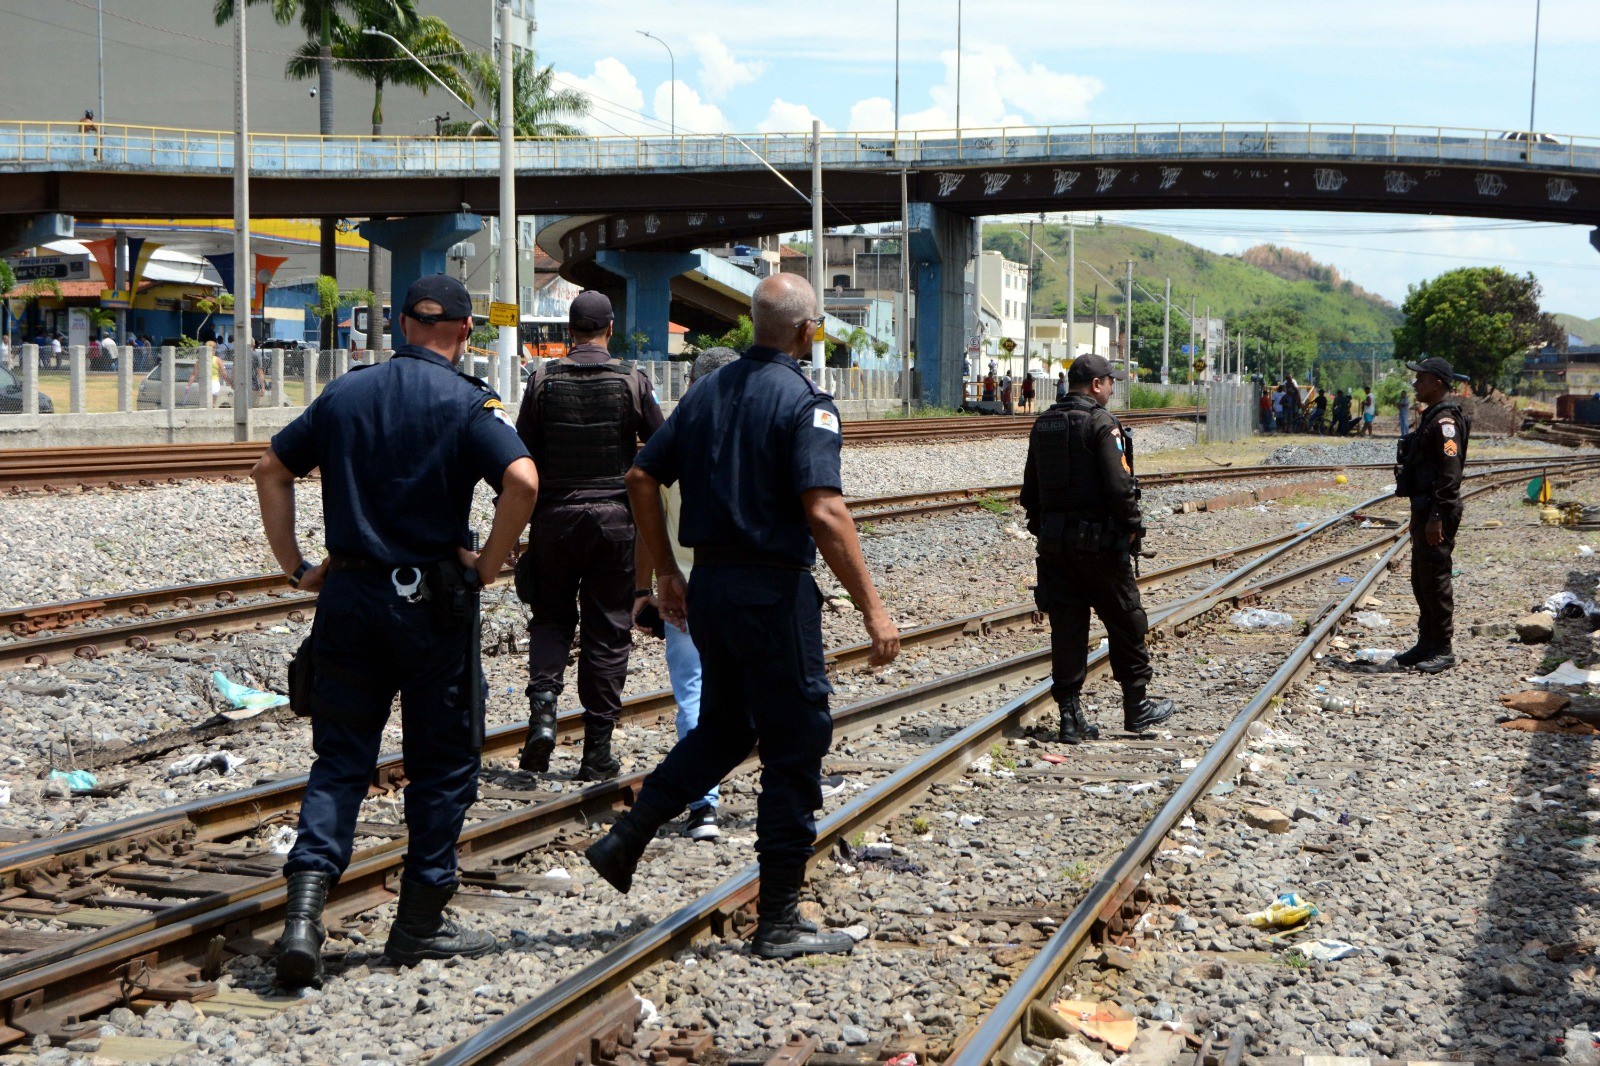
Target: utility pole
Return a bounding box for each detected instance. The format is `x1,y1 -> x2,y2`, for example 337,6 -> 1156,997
496,0 -> 517,401
900,170 -> 911,414
955,0 -> 962,131
1023,218 -> 1037,386
1123,258 -> 1134,405
1161,276 -> 1171,385
1065,222 -> 1075,363
1530,0 -> 1542,137
1203,304 -> 1211,382
96,0 -> 106,123
1188,295 -> 1196,384
810,119 -> 825,376
893,0 -> 900,132
232,0 -> 252,441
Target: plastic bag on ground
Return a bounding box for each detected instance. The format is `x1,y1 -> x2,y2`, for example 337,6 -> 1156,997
1298,938 -> 1360,961
211,671 -> 289,720
1230,608 -> 1294,629
267,825 -> 298,855
1528,660 -> 1600,687
166,751 -> 245,778
1354,648 -> 1394,663
1244,892 -> 1319,929
1352,611 -> 1391,628
1544,591 -> 1599,621
48,769 -> 97,791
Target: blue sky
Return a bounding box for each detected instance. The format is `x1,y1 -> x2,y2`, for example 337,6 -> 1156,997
533,0 -> 1600,317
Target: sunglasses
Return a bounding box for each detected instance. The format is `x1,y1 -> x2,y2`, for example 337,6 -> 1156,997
796,315 -> 824,329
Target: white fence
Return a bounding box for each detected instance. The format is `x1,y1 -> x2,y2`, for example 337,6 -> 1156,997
1204,382 -> 1256,443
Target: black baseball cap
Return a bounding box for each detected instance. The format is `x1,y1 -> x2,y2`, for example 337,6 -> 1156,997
1067,353 -> 1128,384
1405,355 -> 1467,383
401,274 -> 472,322
569,290 -> 614,332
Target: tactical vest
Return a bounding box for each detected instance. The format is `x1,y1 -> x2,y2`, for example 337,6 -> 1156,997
1030,397 -> 1123,548
532,359 -> 638,491
1396,398 -> 1468,502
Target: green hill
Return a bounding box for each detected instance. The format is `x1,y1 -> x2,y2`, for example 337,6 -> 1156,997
982,221 -> 1403,380
1554,313 -> 1600,345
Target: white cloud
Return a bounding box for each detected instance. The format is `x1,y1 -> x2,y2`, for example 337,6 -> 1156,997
758,99 -> 829,134
561,57 -> 655,135
656,81 -> 729,134
848,45 -> 1101,131
690,32 -> 765,99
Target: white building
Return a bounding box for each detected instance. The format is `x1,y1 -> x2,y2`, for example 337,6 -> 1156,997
975,251 -> 1031,365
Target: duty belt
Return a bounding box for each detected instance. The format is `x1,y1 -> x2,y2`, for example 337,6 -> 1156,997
693,545 -> 808,571
327,552 -> 441,602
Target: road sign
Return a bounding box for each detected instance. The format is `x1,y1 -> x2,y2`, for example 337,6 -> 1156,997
1001,337 -> 1017,353
99,289 -> 132,309
1180,344 -> 1194,355
1192,358 -> 1206,372
487,301 -> 519,327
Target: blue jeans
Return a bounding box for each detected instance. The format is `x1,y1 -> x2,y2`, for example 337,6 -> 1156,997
665,621 -> 718,810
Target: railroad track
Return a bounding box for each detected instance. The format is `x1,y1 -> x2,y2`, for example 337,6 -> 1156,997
0,456 -> 1582,1059
0,412 -> 1202,493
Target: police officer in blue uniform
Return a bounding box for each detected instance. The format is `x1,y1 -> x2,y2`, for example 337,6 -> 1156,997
252,275 -> 538,988
1023,353 -> 1175,743
584,273 -> 900,959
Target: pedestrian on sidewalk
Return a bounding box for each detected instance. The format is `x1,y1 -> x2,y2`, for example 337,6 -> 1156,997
1360,386 -> 1375,436
1397,388 -> 1410,436
1001,370 -> 1015,415
1021,372 -> 1035,413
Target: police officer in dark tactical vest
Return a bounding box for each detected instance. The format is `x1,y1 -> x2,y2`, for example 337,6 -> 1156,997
584,272 -> 901,959
515,290 -> 664,780
252,275 -> 538,988
1022,353 -> 1176,743
1393,355 -> 1470,673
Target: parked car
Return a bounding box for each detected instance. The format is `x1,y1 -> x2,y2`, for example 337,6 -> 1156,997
0,365 -> 54,414
135,359 -> 236,410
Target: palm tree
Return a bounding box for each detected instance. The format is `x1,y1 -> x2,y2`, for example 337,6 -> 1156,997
443,51 -> 589,138
287,6 -> 468,348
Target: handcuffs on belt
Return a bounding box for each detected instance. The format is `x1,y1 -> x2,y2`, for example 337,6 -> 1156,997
391,566 -> 426,603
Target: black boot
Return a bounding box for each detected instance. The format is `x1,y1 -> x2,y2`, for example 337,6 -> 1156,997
276,871 -> 333,989
1123,692 -> 1176,734
1414,648 -> 1457,673
585,800 -> 668,894
518,690 -> 559,773
1056,695 -> 1099,745
383,879 -> 496,966
1393,643 -> 1430,667
576,719 -> 621,782
751,864 -> 854,959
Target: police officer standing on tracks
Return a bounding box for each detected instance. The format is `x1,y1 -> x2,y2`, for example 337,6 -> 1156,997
1023,353 -> 1176,744
252,274 -> 538,988
514,291 -> 664,781
1393,355 -> 1469,674
584,272 -> 900,959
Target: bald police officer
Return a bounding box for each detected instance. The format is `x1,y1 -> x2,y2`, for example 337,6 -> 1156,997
585,273 -> 900,959
1023,353 -> 1175,743
515,290 -> 664,781
1394,355 -> 1469,673
253,275 -> 538,987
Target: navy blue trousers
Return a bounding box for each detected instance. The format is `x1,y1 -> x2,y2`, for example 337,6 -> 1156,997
634,564 -> 833,870
284,571 -> 482,888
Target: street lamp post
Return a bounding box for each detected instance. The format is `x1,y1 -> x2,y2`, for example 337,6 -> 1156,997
638,30 -> 675,137
1529,0 -> 1542,136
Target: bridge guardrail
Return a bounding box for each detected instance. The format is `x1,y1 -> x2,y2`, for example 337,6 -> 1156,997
1,121 -> 1596,175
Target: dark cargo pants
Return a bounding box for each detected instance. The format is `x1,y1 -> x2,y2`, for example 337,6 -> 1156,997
1410,504 -> 1460,653
286,571 -> 483,888
525,500 -> 636,725
634,564 -> 833,870
1035,547 -> 1153,705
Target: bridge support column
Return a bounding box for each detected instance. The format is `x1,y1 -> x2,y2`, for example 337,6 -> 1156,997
358,213 -> 483,331
592,250 -> 699,360
908,202 -> 974,409
0,213 -> 74,257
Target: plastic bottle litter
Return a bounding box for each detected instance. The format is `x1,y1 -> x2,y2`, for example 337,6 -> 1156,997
1230,608 -> 1295,629
1354,648 -> 1394,663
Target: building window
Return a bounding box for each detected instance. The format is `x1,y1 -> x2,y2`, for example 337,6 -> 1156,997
488,218 -> 499,244
520,286 -> 534,314
519,220 -> 534,246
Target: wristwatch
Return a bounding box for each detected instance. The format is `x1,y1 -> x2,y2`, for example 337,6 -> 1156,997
288,560 -> 312,589
633,588 -> 652,599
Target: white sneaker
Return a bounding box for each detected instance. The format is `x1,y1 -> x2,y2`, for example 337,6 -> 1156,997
819,774 -> 848,799
681,806 -> 720,840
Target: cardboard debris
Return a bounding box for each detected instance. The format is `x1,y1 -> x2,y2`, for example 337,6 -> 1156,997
1049,999 -> 1138,1052
1500,690 -> 1573,719
1501,716 -> 1600,736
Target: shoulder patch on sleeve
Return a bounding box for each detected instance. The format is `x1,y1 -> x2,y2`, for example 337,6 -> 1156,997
1443,439 -> 1458,456
484,397 -> 504,411
812,408 -> 840,434
1440,422 -> 1456,438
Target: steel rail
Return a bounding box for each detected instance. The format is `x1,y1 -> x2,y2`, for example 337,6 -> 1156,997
422,518 -> 1411,1065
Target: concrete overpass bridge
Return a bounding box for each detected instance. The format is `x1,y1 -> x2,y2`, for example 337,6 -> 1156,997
4,120 -> 1598,403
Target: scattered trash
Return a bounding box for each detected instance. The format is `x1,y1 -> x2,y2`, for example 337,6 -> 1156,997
1297,939 -> 1360,961
1527,660 -> 1600,687
48,769 -> 97,791
636,996 -> 659,1027
1581,546 -> 1596,557
885,1055 -> 919,1066
165,751 -> 245,778
0,782 -> 9,807
1353,648 -> 1394,663
1334,474 -> 1349,485
1049,999 -> 1138,1052
1230,608 -> 1295,629
267,825 -> 297,855
1544,592 -> 1600,622
1080,784 -> 1115,797
1244,893 -> 1319,930
544,867 -> 572,879
1334,576 -> 1355,584
1500,690 -> 1572,719
1040,753 -> 1070,765
1320,696 -> 1352,712
1351,611 -> 1391,628
210,671 -> 289,720
1126,782 -> 1156,795
1567,836 -> 1600,850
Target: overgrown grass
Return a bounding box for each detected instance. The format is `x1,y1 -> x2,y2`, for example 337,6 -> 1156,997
885,403 -> 968,419
1131,384 -> 1196,408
